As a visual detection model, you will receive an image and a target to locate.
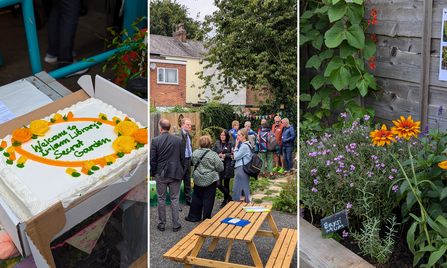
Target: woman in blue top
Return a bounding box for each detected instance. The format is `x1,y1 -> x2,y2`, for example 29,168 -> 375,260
232,128 -> 253,203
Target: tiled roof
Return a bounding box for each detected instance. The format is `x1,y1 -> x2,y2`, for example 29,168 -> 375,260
150,34 -> 207,60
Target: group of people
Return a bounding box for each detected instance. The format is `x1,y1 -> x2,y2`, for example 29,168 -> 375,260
150,116 -> 295,232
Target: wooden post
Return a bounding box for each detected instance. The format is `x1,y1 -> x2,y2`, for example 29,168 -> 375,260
419,0 -> 433,127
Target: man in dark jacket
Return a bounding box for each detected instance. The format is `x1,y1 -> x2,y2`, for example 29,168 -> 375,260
150,119 -> 184,232
281,118 -> 296,173
174,118 -> 193,207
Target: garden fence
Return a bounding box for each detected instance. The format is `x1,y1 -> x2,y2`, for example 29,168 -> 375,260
150,112 -> 201,148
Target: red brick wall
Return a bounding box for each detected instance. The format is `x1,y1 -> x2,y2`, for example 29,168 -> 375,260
246,85 -> 269,105
150,62 -> 186,107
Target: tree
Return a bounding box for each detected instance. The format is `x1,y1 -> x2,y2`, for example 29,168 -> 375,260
198,0 -> 297,126
150,0 -> 204,41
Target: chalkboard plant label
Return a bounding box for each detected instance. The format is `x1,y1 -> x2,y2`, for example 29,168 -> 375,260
320,210 -> 349,236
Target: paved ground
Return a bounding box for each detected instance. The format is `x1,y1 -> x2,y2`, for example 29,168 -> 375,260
149,198 -> 298,268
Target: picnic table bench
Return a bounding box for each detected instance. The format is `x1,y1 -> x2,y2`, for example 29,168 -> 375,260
164,201 -> 297,268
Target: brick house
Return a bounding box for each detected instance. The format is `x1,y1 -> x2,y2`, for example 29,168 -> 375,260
149,58 -> 187,107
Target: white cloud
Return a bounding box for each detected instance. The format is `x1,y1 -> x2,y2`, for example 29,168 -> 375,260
179,0 -> 218,22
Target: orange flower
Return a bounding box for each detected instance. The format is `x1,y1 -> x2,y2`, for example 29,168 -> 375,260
131,129 -> 148,144
370,124 -> 396,146
0,141 -> 6,149
67,111 -> 74,119
391,115 -> 420,140
439,161 -> 447,169
8,152 -> 16,161
12,128 -> 32,143
113,136 -> 136,153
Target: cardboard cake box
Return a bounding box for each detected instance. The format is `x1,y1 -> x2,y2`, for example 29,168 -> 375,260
0,75 -> 147,268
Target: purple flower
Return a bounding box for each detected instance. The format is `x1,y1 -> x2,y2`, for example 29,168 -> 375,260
346,148 -> 351,153
381,163 -> 385,167
326,160 -> 333,166
364,115 -> 370,120
343,174 -> 348,177
327,174 -> 331,177
391,169 -> 397,173
336,169 -> 342,173
342,230 -> 348,238
333,144 -> 336,147
375,160 -> 379,164
339,162 -> 345,168
439,105 -> 444,116
313,179 -> 318,185
347,203 -> 352,209
317,151 -> 321,155
372,155 -> 378,160
352,121 -> 358,127
375,164 -> 380,168
350,165 -> 355,170
350,183 -> 354,187
367,171 -> 374,177
398,148 -> 403,151
309,152 -> 317,157
389,175 -> 394,180
341,112 -> 347,118
392,185 -> 399,193
311,138 -> 318,143
312,187 -> 318,192
311,169 -> 317,176
355,153 -> 359,156
350,143 -> 357,149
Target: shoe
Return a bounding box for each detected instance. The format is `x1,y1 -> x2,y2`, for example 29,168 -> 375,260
173,226 -> 182,232
186,201 -> 192,206
44,51 -> 77,64
270,174 -> 276,180
184,216 -> 200,222
157,224 -> 165,232
278,168 -> 285,173
64,63 -> 89,78
179,207 -> 183,211
273,166 -> 279,172
220,201 -> 227,208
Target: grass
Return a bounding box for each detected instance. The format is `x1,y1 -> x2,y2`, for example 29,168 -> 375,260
264,189 -> 278,196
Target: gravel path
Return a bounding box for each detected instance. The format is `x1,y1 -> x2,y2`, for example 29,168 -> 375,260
149,200 -> 298,267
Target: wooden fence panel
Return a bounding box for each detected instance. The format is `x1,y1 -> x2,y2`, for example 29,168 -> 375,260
150,113 -> 202,148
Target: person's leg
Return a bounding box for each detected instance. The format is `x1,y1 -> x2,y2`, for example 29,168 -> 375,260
217,172 -> 229,204
266,152 -> 273,176
183,158 -> 192,204
168,178 -> 182,229
57,0 -> 81,67
232,167 -> 242,201
202,181 -> 217,219
283,149 -> 289,171
47,0 -> 61,57
155,174 -> 168,229
259,152 -> 266,173
285,147 -> 293,171
223,177 -> 231,201
187,184 -> 203,220
273,153 -> 279,171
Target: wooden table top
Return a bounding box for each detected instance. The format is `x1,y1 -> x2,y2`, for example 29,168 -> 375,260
194,201 -> 273,242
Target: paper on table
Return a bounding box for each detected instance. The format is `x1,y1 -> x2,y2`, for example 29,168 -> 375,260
0,79 -> 53,120
0,100 -> 16,124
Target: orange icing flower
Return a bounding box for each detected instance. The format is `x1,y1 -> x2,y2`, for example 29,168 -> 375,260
112,117 -> 121,124
0,141 -> 6,149
131,129 -> 148,144
113,136 -> 136,153
6,146 -> 15,154
84,160 -> 95,169
104,155 -> 116,163
17,156 -> 27,165
8,152 -> 16,161
12,128 -> 32,143
81,166 -> 90,175
114,121 -> 139,136
53,113 -> 62,120
29,120 -> 50,136
67,111 -> 74,119
98,158 -> 107,168
99,113 -> 108,120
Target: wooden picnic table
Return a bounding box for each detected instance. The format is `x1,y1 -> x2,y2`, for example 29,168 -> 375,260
183,201 -> 281,268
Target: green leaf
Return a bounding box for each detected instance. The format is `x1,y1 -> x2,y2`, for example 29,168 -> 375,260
315,109 -> 324,119
441,187 -> 447,201
352,0 -> 363,4
434,155 -> 447,163
314,6 -> 329,14
349,75 -> 361,91
319,87 -> 334,99
436,215 -> 447,229
301,10 -> 314,19
321,98 -> 331,110
324,21 -> 345,48
102,64 -> 107,73
340,89 -> 358,101
315,17 -> 329,30
330,65 -> 351,90
406,191 -> 417,211
319,50 -> 334,61
310,75 -> 324,90
346,25 -> 365,49
306,55 -> 322,69
300,93 -> 312,102
308,94 -> 322,108
363,40 -> 377,60
428,244 -> 447,267
407,221 -> 418,254
328,1 -> 347,23
300,34 -> 311,46
346,55 -> 356,67
356,77 -> 369,97
426,216 -> 444,236
428,166 -> 443,180
413,251 -> 425,267
428,203 -> 443,220
355,58 -> 365,71
331,96 -> 344,111
346,3 -> 364,25
363,72 -> 376,89
339,40 -> 359,57
300,76 -> 310,91
324,56 -> 344,77
312,34 -> 324,50
418,245 -> 438,252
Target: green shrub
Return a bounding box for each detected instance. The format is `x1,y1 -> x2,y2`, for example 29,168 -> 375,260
273,176 -> 297,214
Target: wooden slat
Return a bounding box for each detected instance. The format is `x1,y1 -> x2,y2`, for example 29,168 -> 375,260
282,230 -> 298,268
201,202 -> 240,236
299,218 -> 374,268
185,256 -> 258,268
266,208 -> 279,239
225,239 -> 233,262
246,241 -> 263,268
273,229 -> 294,267
227,211 -> 258,240
219,205 -> 249,239
128,252 -> 148,268
255,230 -> 275,238
208,238 -> 219,252
210,203 -> 251,238
265,228 -> 288,268
242,205 -> 272,242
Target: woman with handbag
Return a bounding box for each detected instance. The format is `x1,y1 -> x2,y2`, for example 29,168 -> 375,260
185,135 -> 224,222
232,129 -> 252,203
212,129 -> 235,208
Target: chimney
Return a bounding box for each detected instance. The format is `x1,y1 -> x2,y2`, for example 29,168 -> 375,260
174,23 -> 187,43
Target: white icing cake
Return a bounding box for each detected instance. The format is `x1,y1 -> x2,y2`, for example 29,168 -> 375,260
0,98 -> 147,221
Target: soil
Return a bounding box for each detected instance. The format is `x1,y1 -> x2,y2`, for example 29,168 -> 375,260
302,207 -> 415,268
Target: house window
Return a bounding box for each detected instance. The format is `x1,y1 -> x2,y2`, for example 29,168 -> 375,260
157,68 -> 178,84
224,77 -> 232,87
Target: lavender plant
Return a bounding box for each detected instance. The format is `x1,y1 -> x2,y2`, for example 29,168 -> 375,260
299,115 -> 416,226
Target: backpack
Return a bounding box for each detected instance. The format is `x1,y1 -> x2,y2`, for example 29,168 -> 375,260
241,143 -> 263,179
266,132 -> 278,152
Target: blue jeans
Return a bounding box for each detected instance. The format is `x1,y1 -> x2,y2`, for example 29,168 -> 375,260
283,146 -> 294,171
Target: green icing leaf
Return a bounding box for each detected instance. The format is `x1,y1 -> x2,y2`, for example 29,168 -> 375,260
107,161 -> 113,165
0,148 -> 4,152
6,160 -> 13,165
101,116 -> 107,120
88,170 -> 94,175
117,152 -> 125,158
115,120 -> 121,124
32,135 -> 38,139
72,172 -> 81,178
118,132 -> 122,137
3,152 -> 9,157
12,141 -> 21,146
50,118 -> 55,123
16,163 -> 24,168
63,115 -> 68,121
91,166 -> 100,171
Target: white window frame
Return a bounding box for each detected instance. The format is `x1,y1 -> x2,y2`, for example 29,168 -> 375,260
157,67 -> 179,84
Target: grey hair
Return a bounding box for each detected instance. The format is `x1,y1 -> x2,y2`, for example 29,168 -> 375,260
274,116 -> 281,121
244,121 -> 251,127
282,118 -> 289,123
